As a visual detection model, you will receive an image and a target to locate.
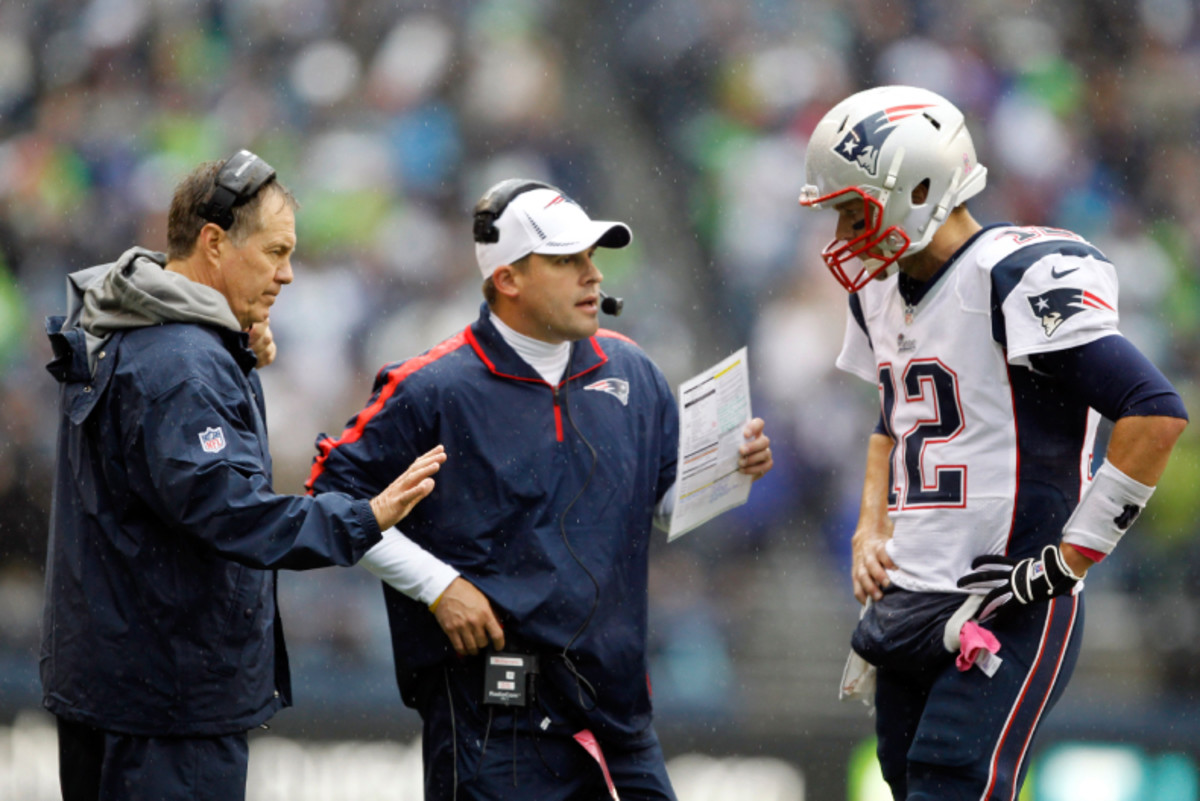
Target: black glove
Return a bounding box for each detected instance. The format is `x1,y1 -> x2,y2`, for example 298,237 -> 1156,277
956,544 -> 1082,621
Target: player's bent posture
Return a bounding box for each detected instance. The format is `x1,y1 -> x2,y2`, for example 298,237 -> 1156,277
798,86 -> 1187,801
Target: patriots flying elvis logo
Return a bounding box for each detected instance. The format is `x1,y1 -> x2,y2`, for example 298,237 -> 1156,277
833,104 -> 934,177
584,377 -> 630,406
1027,288 -> 1113,337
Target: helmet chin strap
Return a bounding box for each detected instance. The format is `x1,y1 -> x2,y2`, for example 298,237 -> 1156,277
874,147 -> 904,216
868,148 -> 908,260
858,235 -> 906,284
867,225 -> 909,263
882,148 -> 906,193
917,165 -> 962,239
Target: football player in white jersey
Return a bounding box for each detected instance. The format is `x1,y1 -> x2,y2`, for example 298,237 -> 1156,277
797,85 -> 1188,801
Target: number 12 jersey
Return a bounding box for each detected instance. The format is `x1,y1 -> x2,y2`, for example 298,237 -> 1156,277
837,224 -> 1121,593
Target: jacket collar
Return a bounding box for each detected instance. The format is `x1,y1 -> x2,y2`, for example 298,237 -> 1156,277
45,321 -> 256,425
224,329 -> 260,374
465,303 -> 608,386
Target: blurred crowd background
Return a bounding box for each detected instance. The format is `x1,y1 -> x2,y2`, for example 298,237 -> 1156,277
2,0 -> 1200,792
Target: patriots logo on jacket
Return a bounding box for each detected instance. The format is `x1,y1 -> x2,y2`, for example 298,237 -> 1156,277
1027,288 -> 1113,337
833,104 -> 934,177
584,377 -> 630,406
198,426 -> 227,454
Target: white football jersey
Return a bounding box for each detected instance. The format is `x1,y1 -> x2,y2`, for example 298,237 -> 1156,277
837,224 -> 1121,592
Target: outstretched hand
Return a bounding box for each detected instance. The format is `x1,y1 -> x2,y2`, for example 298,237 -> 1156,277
738,417 -> 773,480
432,577 -> 506,656
369,446 -> 446,531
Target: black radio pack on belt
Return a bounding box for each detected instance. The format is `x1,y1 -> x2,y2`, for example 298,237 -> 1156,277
483,651 -> 539,707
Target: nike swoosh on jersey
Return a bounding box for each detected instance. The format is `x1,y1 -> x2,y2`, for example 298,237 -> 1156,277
1050,265 -> 1080,279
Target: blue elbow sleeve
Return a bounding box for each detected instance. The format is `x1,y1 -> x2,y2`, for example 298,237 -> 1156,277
1029,335 -> 1188,422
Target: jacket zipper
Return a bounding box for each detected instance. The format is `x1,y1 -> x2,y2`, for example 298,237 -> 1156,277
552,385 -> 564,443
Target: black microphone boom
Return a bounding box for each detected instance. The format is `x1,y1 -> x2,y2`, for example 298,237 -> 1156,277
599,290 -> 624,316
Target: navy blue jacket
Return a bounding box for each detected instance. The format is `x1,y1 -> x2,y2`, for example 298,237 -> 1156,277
308,304 -> 679,743
41,258 -> 382,737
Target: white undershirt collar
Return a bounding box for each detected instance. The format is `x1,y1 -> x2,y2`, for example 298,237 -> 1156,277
490,311 -> 571,385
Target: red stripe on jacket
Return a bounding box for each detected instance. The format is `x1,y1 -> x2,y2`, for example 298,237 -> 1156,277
465,326 -> 614,442
305,330 -> 469,493
596,328 -> 637,346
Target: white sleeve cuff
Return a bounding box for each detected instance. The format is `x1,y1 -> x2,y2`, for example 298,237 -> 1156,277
358,526 -> 459,606
653,482 -> 676,533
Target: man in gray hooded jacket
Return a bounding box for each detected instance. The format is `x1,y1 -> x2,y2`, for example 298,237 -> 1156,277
41,152 -> 445,800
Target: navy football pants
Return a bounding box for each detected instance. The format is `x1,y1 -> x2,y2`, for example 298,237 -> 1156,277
56,717 -> 249,801
868,592 -> 1084,800
415,659 -> 677,801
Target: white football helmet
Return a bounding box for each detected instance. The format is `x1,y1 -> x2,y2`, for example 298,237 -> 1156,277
798,85 -> 987,292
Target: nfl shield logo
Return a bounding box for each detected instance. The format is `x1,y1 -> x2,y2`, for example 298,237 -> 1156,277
198,426 -> 227,454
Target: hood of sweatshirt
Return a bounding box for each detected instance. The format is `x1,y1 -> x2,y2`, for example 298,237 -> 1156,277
64,246 -> 241,370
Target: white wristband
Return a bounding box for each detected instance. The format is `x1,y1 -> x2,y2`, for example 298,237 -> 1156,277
1061,459 -> 1155,557
358,526 -> 459,606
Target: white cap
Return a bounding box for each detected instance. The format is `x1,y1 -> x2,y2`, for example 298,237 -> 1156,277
474,187 -> 632,279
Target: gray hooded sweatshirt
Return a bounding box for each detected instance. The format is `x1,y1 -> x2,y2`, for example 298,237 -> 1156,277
69,246 -> 241,371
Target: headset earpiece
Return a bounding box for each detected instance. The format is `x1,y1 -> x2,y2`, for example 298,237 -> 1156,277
471,179 -> 559,244
473,210 -> 501,244
198,150 -> 277,230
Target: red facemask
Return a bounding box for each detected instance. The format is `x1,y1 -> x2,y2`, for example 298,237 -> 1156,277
799,186 -> 911,293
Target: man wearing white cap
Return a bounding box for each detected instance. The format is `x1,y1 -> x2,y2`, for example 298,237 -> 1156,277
307,179 -> 772,800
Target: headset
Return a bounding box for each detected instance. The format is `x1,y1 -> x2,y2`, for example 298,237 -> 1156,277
472,178 -> 551,244
197,150 -> 277,230
472,178 -> 624,316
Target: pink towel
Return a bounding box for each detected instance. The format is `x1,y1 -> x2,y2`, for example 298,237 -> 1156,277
574,729 -> 620,800
956,620 -> 1001,672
